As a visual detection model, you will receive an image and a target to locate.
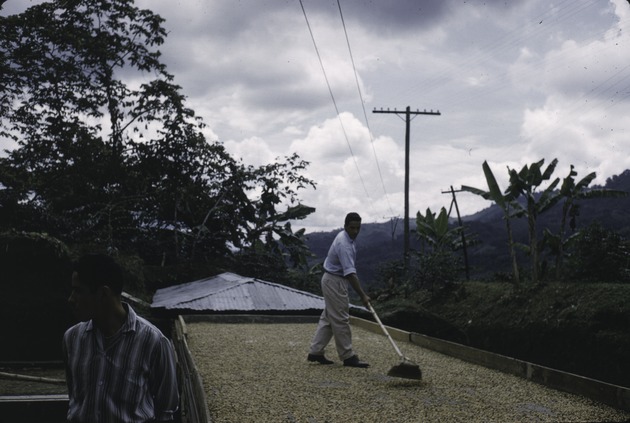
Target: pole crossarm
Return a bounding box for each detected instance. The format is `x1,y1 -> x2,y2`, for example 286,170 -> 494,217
372,105 -> 441,267
373,108 -> 441,116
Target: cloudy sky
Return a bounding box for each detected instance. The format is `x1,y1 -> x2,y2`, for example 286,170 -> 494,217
3,0 -> 630,233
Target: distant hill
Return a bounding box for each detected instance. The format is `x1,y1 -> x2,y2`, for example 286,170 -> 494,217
305,170 -> 630,287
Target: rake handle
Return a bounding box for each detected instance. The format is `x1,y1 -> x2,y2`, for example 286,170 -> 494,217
368,303 -> 405,361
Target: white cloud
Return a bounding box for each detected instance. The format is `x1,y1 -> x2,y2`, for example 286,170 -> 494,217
223,136 -> 275,168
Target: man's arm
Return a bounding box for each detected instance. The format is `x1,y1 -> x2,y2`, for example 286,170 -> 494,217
151,337 -> 180,422
346,273 -> 371,307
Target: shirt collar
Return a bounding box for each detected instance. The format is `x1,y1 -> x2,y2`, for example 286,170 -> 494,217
120,302 -> 137,334
84,302 -> 137,334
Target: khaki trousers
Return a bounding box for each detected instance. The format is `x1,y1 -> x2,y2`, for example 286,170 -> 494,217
309,272 -> 355,361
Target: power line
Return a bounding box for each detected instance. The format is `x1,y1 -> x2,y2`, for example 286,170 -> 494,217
298,0 -> 374,212
336,0 -> 395,219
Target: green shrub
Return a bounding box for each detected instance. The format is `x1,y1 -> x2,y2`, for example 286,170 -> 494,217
564,222 -> 630,283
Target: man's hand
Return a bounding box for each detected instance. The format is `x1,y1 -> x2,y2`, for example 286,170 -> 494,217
360,294 -> 371,308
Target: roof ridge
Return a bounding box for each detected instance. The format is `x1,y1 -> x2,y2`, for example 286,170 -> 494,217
247,277 -> 323,299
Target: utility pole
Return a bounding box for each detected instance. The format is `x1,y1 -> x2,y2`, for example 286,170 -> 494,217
443,186 -> 470,280
373,106 -> 441,267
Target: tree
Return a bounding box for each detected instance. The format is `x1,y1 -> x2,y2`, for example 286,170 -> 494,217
133,131 -> 246,262
543,166 -> 627,279
462,161 -> 521,284
0,0 -> 178,248
564,222 -> 630,283
507,159 -> 561,285
415,207 -> 462,253
414,207 -> 462,290
0,0 -> 317,269
267,204 -> 317,270
236,155 -> 317,271
1,0 -> 170,150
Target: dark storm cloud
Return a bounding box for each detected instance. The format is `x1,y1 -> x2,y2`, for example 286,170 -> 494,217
300,0 -> 520,35
301,0 -> 448,33
245,83 -> 329,110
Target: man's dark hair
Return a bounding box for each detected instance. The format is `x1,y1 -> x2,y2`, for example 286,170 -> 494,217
344,212 -> 362,226
73,254 -> 124,295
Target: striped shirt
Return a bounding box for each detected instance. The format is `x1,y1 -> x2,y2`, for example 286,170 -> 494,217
63,304 -> 179,423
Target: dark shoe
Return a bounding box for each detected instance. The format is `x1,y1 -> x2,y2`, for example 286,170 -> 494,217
343,355 -> 370,368
307,354 -> 334,365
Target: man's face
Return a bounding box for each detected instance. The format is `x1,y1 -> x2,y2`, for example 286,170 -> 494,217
68,272 -> 98,322
344,220 -> 361,240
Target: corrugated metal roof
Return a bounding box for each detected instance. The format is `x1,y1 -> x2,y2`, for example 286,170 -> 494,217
151,272 -> 363,313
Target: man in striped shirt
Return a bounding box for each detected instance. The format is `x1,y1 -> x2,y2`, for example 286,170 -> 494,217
63,254 -> 179,423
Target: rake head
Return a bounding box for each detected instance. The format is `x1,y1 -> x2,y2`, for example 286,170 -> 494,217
387,359 -> 422,380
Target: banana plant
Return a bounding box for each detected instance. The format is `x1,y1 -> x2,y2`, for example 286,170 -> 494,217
507,158 -> 561,285
546,165 -> 627,279
462,161 -> 521,284
415,206 -> 463,252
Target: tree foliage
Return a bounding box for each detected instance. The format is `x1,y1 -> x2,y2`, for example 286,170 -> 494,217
507,158 -> 561,284
413,207 -> 462,290
464,158 -> 628,284
543,166 -> 627,279
415,207 -> 462,253
564,222 -> 630,283
0,0 -> 316,271
462,161 -> 521,284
